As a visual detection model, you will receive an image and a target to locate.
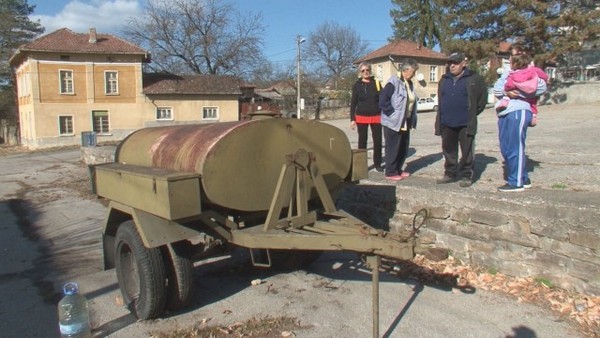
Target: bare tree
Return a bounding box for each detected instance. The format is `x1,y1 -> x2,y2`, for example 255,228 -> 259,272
305,22 -> 369,84
123,0 -> 267,77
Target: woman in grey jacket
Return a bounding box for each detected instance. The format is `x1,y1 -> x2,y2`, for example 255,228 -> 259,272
379,58 -> 419,180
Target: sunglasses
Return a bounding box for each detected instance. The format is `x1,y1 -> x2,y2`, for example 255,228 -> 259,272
360,69 -> 371,73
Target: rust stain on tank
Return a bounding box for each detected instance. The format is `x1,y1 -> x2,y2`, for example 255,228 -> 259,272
147,121 -> 249,173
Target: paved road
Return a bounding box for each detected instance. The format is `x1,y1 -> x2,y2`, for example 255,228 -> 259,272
326,102 -> 600,194
1,103 -> 596,337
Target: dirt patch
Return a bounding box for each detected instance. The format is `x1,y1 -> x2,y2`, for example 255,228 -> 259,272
0,144 -> 80,157
149,315 -> 310,338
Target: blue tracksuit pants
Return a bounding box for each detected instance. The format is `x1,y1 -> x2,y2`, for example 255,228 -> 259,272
498,109 -> 532,187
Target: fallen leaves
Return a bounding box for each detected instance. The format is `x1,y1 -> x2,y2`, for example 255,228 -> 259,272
389,254 -> 600,337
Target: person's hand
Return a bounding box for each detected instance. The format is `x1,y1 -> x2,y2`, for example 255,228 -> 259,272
506,90 -> 520,99
530,114 -> 538,127
350,121 -> 356,130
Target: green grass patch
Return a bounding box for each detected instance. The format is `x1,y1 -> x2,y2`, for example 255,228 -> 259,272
487,267 -> 498,275
551,183 -> 567,189
534,277 -> 555,289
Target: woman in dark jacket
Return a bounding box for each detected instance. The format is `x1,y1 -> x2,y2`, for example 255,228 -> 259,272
350,62 -> 383,171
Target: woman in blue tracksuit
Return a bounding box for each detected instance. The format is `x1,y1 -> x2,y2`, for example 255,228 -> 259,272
493,45 -> 547,192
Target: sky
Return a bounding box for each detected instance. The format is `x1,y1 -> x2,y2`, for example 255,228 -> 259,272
28,0 -> 396,66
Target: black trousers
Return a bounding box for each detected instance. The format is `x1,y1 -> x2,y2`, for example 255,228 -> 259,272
356,122 -> 382,167
383,126 -> 410,176
440,124 -> 475,178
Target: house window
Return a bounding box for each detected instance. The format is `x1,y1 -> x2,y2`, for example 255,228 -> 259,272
105,71 -> 118,95
59,70 -> 74,94
92,110 -> 110,134
429,66 -> 438,82
17,72 -> 31,97
58,115 -> 74,135
203,106 -> 219,120
156,107 -> 173,120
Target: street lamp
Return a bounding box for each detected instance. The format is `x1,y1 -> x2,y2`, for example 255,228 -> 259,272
296,35 -> 306,119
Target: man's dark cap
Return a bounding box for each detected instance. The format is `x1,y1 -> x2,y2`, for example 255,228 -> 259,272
448,52 -> 466,63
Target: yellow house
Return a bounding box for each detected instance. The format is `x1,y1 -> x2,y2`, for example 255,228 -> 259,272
9,28 -> 241,149
355,40 -> 449,99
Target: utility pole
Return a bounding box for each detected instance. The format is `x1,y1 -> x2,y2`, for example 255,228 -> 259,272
296,35 -> 306,119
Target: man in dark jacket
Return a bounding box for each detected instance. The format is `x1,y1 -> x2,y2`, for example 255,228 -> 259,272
435,52 -> 488,187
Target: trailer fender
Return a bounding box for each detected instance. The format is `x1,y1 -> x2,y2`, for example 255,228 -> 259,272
102,201 -> 202,269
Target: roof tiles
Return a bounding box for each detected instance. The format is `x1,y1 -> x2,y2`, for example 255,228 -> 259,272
142,73 -> 242,95
16,28 -> 148,55
356,40 -> 448,63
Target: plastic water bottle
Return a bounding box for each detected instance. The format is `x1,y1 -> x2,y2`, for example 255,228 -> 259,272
58,282 -> 91,338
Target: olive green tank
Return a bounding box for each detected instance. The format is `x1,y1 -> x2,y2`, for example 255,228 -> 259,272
115,118 -> 353,212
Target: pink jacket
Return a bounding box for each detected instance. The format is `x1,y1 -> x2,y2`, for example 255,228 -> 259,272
504,66 -> 548,114
505,66 -> 548,95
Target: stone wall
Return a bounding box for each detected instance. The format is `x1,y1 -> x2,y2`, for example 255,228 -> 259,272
80,145 -> 116,165
334,182 -> 600,296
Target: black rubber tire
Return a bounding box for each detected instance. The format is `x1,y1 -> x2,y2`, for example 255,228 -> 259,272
114,220 -> 167,320
162,242 -> 194,311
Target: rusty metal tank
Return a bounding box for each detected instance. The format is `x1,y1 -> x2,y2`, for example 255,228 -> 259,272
115,118 -> 353,212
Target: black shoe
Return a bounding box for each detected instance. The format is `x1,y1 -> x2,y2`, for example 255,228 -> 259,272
375,166 -> 384,172
523,178 -> 532,189
436,176 -> 456,184
497,184 -> 524,192
459,178 -> 472,187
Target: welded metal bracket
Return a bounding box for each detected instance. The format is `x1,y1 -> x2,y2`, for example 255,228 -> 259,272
263,149 -> 336,231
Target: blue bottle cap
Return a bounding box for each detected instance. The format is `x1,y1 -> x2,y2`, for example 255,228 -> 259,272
63,282 -> 79,295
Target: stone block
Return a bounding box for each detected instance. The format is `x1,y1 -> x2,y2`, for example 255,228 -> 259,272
535,251 -> 571,272
492,242 -> 537,261
395,197 -> 413,214
498,261 -> 545,278
488,228 -> 541,248
530,216 -> 569,241
433,233 -> 472,264
450,207 -> 470,224
510,215 -> 532,235
569,232 -> 600,250
550,239 -> 600,265
567,258 -> 600,284
335,201 -> 391,230
422,218 -> 447,232
427,205 -> 450,219
470,209 -> 508,227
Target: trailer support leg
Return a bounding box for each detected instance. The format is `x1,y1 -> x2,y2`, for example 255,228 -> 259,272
366,255 -> 381,338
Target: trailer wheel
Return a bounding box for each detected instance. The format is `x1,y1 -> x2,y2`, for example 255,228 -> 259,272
162,242 -> 194,311
269,250 -> 323,271
115,220 -> 167,320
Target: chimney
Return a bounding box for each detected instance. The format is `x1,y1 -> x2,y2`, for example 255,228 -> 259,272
89,28 -> 97,44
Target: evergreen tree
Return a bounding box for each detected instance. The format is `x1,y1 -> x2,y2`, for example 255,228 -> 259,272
390,0 -> 599,71
390,0 -> 448,49
444,0 -> 600,67
0,0 -> 44,120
